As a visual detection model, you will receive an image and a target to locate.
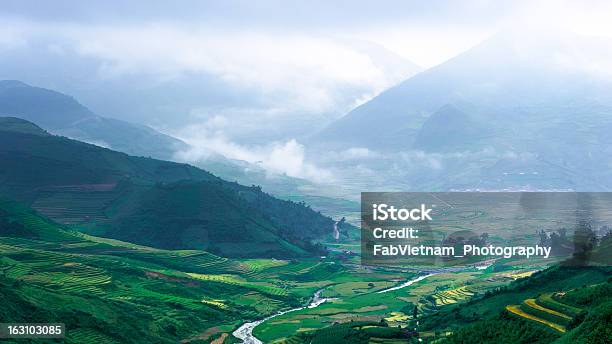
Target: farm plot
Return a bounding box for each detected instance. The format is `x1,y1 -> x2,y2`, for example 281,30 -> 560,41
505,292 -> 581,333
433,286 -> 476,306
66,328 -> 121,344
32,185 -> 118,224
186,272 -> 288,296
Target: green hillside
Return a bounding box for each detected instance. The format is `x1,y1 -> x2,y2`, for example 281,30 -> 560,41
0,199 -> 348,343
0,118 -> 333,257
280,266 -> 611,344
0,116 -> 49,136
418,266 -> 612,344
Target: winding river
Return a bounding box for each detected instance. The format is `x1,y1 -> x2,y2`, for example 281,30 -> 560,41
376,273 -> 436,293
233,273 -> 438,343
232,289 -> 331,344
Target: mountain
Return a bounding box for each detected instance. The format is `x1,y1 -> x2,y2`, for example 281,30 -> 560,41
0,117 -> 334,257
313,30 -> 612,190
412,103 -> 492,152
0,80 -> 187,160
0,80 -> 96,129
0,80 -> 360,223
0,34 -> 422,143
315,31 -> 612,150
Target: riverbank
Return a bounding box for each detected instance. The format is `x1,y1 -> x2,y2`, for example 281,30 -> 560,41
232,289 -> 331,343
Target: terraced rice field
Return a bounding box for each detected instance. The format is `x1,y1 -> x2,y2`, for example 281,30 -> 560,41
506,292 -> 581,333
241,259 -> 289,272
186,272 -> 288,296
506,305 -> 566,332
32,185 -> 118,224
2,249 -> 111,295
524,299 -> 572,323
433,286 -> 476,306
66,328 -> 121,344
1,201 -> 321,342
536,293 -> 582,317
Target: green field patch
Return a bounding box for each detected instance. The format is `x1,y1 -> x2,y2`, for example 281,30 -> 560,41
523,298 -> 572,325
66,328 -> 121,344
241,258 -> 289,272
324,281 -> 393,297
536,293 -> 582,318
187,272 -> 288,296
354,305 -> 388,312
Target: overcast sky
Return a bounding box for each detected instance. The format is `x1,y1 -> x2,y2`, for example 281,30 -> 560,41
6,0 -> 612,68
2,1 -> 612,180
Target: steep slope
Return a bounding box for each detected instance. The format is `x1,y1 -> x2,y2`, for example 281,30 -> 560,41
0,118 -> 333,257
0,80 -> 187,160
412,103 -> 494,152
0,199 -> 316,343
417,264 -> 612,344
0,81 -> 349,211
0,80 -> 95,129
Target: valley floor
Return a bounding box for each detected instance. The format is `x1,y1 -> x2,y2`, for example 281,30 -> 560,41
1,199 -> 610,344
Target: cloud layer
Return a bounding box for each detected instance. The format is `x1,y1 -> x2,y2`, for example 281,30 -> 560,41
173,120 -> 333,182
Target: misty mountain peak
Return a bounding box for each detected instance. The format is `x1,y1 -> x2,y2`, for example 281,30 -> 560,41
0,80 -> 96,129
0,80 -> 30,90
315,29 -> 612,151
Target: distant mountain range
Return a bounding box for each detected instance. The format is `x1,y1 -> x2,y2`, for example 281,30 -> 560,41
0,80 -> 330,199
0,80 -> 187,160
0,117 -> 333,257
313,31 -> 612,190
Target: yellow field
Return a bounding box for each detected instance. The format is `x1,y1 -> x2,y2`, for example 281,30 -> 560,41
384,312 -> 410,322
433,286 -> 475,306
506,270 -> 537,280
201,299 -> 228,309
524,299 -> 571,320
505,305 -> 566,333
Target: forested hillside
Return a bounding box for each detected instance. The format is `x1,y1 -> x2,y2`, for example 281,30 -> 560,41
421,265 -> 612,344
0,117 -> 333,257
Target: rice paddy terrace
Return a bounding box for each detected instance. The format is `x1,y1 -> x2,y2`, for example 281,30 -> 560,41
414,265 -> 612,344
0,200 -> 341,343
1,198 -> 555,344
251,269 -> 534,343
506,293 -> 580,333
31,184 -> 118,224
2,196 -> 610,344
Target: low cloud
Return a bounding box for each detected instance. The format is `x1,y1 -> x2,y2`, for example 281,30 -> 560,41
61,23 -> 416,115
0,17 -> 419,140
172,120 -> 333,183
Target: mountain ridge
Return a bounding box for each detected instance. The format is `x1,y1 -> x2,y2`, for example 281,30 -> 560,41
313,31 -> 612,151
0,117 -> 333,257
0,80 -> 187,160
310,30 -> 612,190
